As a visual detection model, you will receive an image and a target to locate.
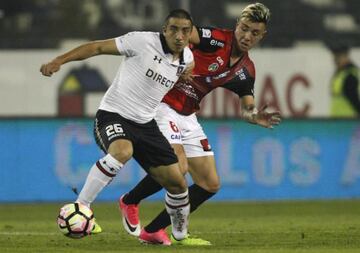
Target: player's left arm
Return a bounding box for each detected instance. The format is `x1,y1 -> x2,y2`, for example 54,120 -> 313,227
241,95 -> 281,129
223,73 -> 281,128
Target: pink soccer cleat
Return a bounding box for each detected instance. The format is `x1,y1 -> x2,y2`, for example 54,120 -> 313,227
118,194 -> 141,236
138,228 -> 171,246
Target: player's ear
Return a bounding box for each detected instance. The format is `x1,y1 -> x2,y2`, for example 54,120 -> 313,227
261,29 -> 267,39
189,26 -> 200,45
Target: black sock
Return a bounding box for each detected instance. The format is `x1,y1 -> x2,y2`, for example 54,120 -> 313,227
145,184 -> 216,233
123,174 -> 163,205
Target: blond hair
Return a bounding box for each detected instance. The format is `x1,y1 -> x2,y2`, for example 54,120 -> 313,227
240,3 -> 270,24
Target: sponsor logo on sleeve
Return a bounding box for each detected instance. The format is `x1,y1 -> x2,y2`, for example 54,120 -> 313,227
201,28 -> 212,38
235,68 -> 247,80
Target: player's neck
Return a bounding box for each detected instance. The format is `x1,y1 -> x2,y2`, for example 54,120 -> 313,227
231,42 -> 245,60
171,53 -> 181,62
230,48 -> 244,67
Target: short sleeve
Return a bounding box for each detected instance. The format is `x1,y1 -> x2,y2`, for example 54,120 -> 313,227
223,67 -> 255,98
194,27 -> 226,53
115,32 -> 146,57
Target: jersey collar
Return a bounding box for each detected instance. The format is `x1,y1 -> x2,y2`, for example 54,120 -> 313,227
160,33 -> 185,65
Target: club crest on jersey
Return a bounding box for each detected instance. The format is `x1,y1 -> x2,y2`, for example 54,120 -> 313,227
176,65 -> 185,76
208,63 -> 219,72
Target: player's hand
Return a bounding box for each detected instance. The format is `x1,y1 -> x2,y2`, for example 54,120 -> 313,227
179,68 -> 193,82
179,61 -> 195,82
40,60 -> 61,77
255,104 -> 281,129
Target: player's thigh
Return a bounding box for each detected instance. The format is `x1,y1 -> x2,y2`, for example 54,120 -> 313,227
132,119 -> 178,171
188,155 -> 220,193
94,110 -> 134,163
155,103 -> 189,173
155,103 -> 183,147
148,163 -> 187,194
172,144 -> 188,175
180,113 -> 214,157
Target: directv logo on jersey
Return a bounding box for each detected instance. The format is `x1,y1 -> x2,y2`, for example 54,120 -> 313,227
145,68 -> 175,88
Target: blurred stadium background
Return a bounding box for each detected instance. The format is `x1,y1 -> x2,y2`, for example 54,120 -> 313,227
0,0 -> 360,203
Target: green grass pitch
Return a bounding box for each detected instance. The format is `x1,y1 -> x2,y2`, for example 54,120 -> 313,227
1,200 -> 360,253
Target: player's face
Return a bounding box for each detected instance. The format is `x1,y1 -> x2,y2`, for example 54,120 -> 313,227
234,17 -> 266,52
163,17 -> 192,54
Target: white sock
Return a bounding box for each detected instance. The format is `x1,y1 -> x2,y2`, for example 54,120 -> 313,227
77,154 -> 123,207
165,190 -> 190,240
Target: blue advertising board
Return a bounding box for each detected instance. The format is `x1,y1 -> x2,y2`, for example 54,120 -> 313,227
0,119 -> 359,202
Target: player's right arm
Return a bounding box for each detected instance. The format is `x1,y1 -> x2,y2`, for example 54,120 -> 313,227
40,39 -> 119,77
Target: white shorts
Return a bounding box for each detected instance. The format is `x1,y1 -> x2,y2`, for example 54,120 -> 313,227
155,103 -> 214,158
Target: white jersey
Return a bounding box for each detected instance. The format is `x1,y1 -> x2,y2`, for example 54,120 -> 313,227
99,31 -> 193,124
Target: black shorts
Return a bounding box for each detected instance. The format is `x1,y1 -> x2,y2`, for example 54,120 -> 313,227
93,109 -> 178,171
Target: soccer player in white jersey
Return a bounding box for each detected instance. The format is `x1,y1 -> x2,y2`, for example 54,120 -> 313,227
40,9 -> 195,245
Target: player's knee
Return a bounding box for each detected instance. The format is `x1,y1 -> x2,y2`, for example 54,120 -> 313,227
108,140 -> 133,163
172,179 -> 188,194
109,148 -> 133,164
202,178 -> 221,193
205,181 -> 220,193
165,176 -> 187,194
168,185 -> 187,195
193,173 -> 221,193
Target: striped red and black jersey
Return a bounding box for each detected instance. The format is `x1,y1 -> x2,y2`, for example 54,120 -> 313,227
162,27 -> 256,115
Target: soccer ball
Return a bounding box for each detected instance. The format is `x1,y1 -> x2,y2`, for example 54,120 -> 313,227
57,203 -> 95,239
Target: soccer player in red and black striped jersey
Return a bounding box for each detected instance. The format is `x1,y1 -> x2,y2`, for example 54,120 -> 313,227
119,3 -> 281,245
